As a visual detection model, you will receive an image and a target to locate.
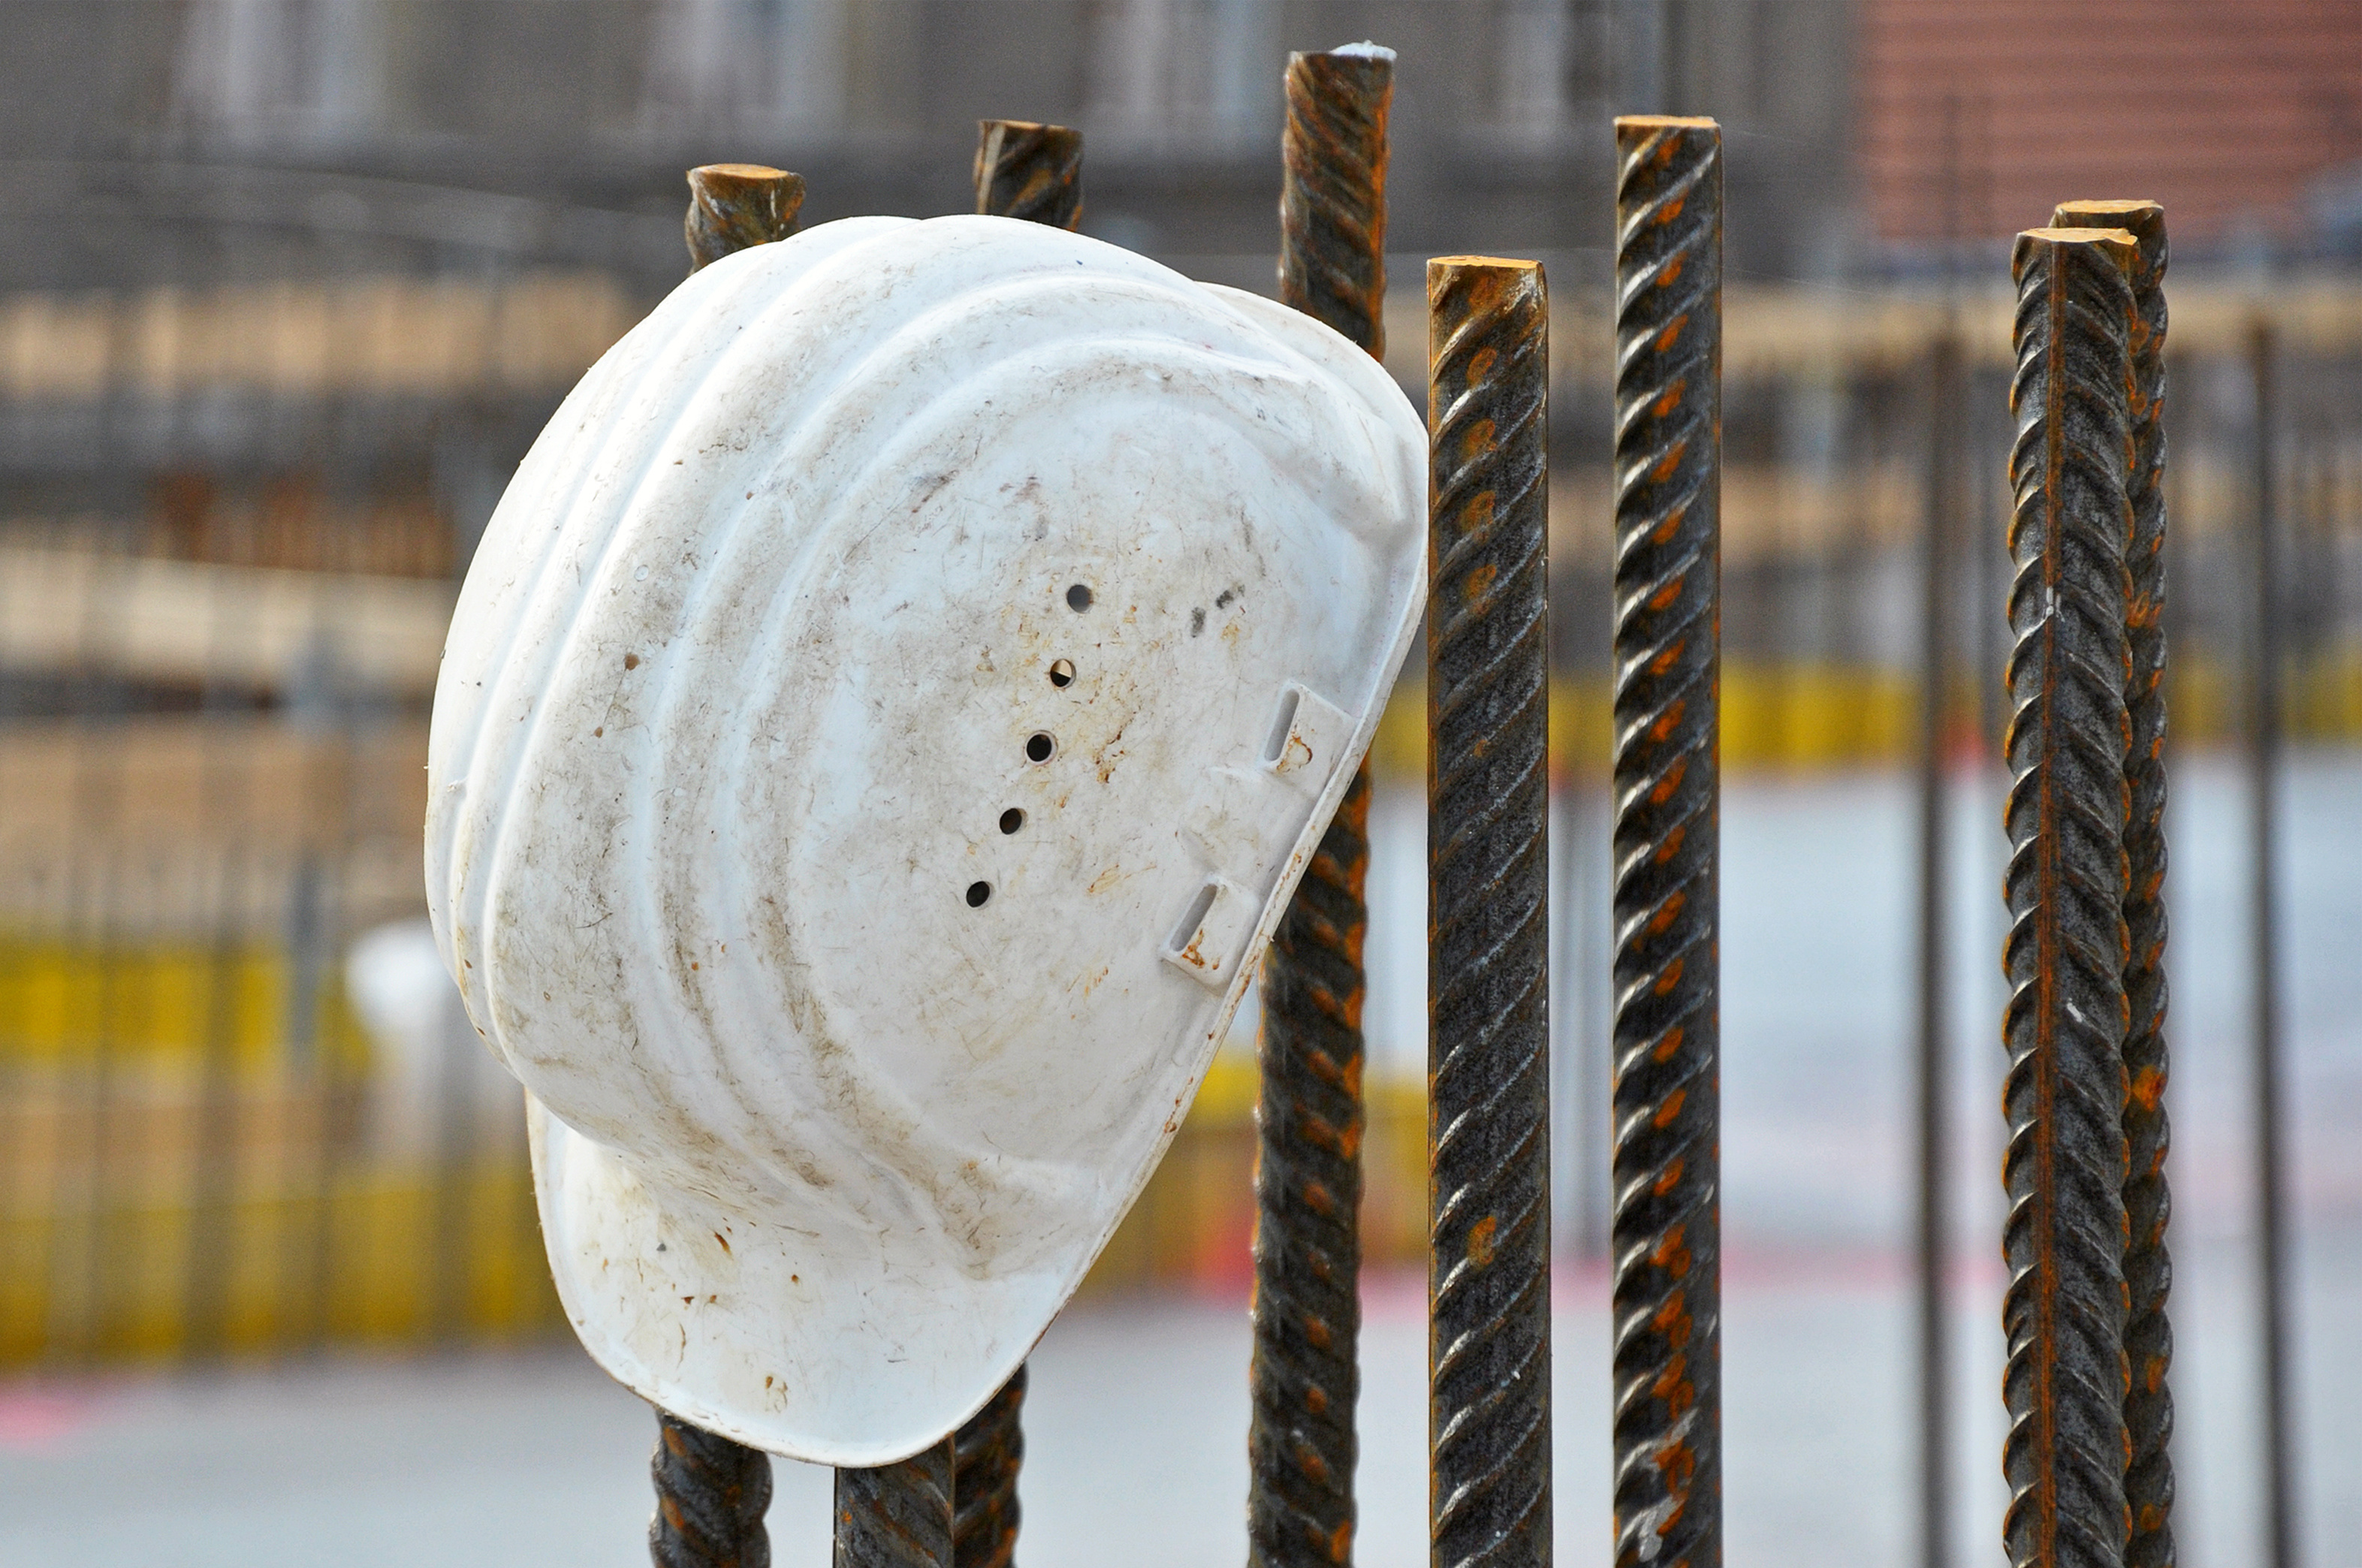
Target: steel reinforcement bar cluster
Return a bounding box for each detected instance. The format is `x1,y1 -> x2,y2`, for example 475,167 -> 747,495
1609,115 -> 1723,1568
2002,223 -> 2141,1568
1427,254 -> 1552,1568
1250,44 -> 1391,1568
2053,199 -> 2176,1568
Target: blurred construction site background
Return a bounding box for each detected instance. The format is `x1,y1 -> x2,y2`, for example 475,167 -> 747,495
0,5 -> 2358,1560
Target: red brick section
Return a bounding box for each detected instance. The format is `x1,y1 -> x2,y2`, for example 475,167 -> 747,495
1860,0 -> 2362,244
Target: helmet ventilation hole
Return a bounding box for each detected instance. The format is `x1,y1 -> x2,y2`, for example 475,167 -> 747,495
1048,659 -> 1075,688
966,881 -> 992,908
1066,583 -> 1093,611
999,808 -> 1025,834
1024,732 -> 1056,763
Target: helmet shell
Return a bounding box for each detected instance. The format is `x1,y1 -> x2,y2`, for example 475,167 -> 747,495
426,215 -> 1424,1464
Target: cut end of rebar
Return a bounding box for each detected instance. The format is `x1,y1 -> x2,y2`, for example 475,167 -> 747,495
1316,40 -> 1395,61
974,119 -> 1084,230
684,164 -> 807,271
1616,113 -> 1721,131
2012,225 -> 2140,282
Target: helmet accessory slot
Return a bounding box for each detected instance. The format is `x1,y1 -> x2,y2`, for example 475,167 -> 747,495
1024,732 -> 1057,763
1048,659 -> 1076,687
1160,875 -> 1255,989
965,881 -> 993,908
1066,583 -> 1094,611
999,808 -> 1025,834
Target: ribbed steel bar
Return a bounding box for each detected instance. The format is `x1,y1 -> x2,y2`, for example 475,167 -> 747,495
837,1439 -> 957,1568
2002,224 -> 2139,1568
953,1367 -> 1026,1568
2055,198 -> 2175,1568
1427,254 -> 1551,1568
973,121 -> 1082,230
1915,328 -> 1962,1568
652,1410 -> 774,1568
1250,44 -> 1392,1568
645,166 -> 798,1568
1609,114 -> 1721,1568
2246,317 -> 2297,1568
685,164 -> 807,271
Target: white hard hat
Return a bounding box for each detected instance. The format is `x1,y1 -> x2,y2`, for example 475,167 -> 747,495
424,215 -> 1425,1465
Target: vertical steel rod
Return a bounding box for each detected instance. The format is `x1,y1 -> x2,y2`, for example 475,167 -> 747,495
837,1440 -> 957,1568
952,1367 -> 1026,1568
1610,114 -> 1721,1568
974,122 -> 1083,231
686,164 -> 807,270
1914,328 -> 1961,1568
653,1410 -> 776,1568
644,162 -> 811,1568
1428,253 -> 1552,1568
950,116 -> 1092,1568
1253,43 -> 1390,1568
2056,198 -> 2176,1568
2247,316 -> 2297,1568
2002,224 -> 2139,1568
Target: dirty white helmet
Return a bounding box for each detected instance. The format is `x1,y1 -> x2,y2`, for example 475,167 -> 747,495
424,214 -> 1424,1465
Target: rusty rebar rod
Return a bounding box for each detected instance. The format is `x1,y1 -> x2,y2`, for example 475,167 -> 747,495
2002,224 -> 2140,1568
837,1440 -> 957,1568
652,1410 -> 774,1568
1610,114 -> 1721,1568
2246,315 -> 2298,1568
1915,327 -> 1962,1568
2056,198 -> 2176,1568
644,164 -> 809,1568
1428,253 -> 1551,1568
974,122 -> 1083,231
953,1366 -> 1026,1568
686,164 -> 807,271
1250,44 -> 1392,1568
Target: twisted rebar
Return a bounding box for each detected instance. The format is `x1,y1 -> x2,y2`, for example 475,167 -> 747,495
1427,253 -> 1552,1568
1277,47 -> 1392,357
652,1410 -> 774,1568
2056,198 -> 2176,1568
1250,45 -> 1392,1568
954,1369 -> 1026,1568
2002,224 -> 2140,1568
837,1439 -> 956,1568
686,164 -> 807,271
1610,115 -> 1722,1568
974,122 -> 1082,231
644,173 -> 797,1568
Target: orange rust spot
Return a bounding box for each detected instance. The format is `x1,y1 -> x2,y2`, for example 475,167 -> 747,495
1650,1225 -> 1694,1280
1656,186 -> 1687,219
1650,698 -> 1686,743
1305,1385 -> 1329,1416
1655,320 -> 1688,359
1461,417 -> 1498,462
1468,1214 -> 1498,1267
1652,1025 -> 1685,1063
1298,1444 -> 1330,1485
1328,1521 -> 1353,1563
1659,252 -> 1685,288
1654,953 -> 1685,992
1304,1181 -> 1336,1217
1647,888 -> 1687,936
1649,755 -> 1688,804
1305,1315 -> 1333,1350
2131,1064 -> 2165,1113
1649,638 -> 1687,676
1467,345 -> 1499,383
1465,561 -> 1499,605
1655,1437 -> 1699,1488
1651,1289 -> 1693,1344
1654,1088 -> 1687,1129
1648,577 -> 1684,613
1653,1156 -> 1685,1196
1650,499 -> 1689,544
713,1232 -> 732,1254
1649,438 -> 1689,484
1654,826 -> 1686,867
